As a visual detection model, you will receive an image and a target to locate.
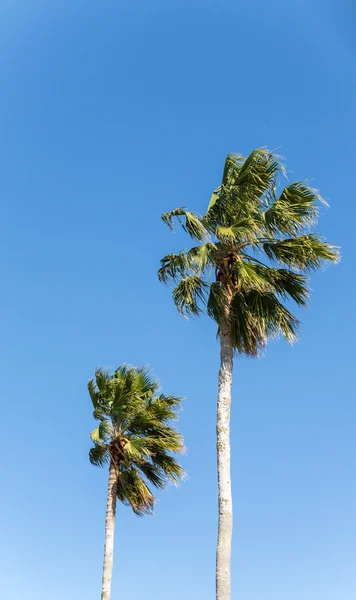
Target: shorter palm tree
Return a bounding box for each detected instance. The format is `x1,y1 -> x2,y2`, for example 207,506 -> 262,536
88,365 -> 185,600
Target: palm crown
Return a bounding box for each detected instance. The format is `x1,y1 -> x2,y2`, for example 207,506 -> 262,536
159,148 -> 339,356
89,365 -> 184,515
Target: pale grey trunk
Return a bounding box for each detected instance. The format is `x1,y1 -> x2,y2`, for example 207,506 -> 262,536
101,460 -> 117,600
216,325 -> 233,600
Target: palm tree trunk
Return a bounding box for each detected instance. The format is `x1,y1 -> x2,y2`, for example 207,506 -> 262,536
216,325 -> 233,600
101,460 -> 117,600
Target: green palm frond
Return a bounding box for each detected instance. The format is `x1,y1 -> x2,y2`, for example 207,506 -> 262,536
158,252 -> 191,284
233,262 -> 309,305
215,225 -> 239,244
134,367 -> 160,395
151,452 -> 184,485
158,243 -> 216,285
172,275 -> 209,316
233,148 -> 284,191
113,364 -> 132,382
207,282 -> 229,326
136,461 -> 165,489
229,149 -> 284,212
229,290 -> 299,356
262,182 -> 324,235
161,207 -> 208,240
89,374 -> 112,421
204,149 -> 286,229
123,438 -> 151,460
124,429 -> 184,461
89,443 -> 110,467
264,268 -> 309,305
90,421 -> 112,444
88,378 -> 99,409
221,154 -> 246,185
262,234 -> 340,271
95,367 -> 111,393
216,219 -> 259,245
149,394 -> 182,422
228,292 -> 259,356
234,261 -> 272,292
246,289 -> 299,342
187,242 -> 217,271
152,428 -> 184,454
207,187 -> 222,212
111,367 -> 145,417
117,468 -> 155,516
155,393 -> 182,408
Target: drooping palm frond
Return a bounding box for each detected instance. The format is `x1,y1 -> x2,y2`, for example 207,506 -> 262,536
207,281 -> 230,326
264,269 -> 309,305
89,442 -> 110,467
261,182 -> 323,235
245,289 -> 299,342
232,261 -> 309,306
159,147 -> 339,356
161,207 -> 208,240
187,242 -> 218,270
151,452 -> 183,485
136,461 -> 166,489
158,252 -> 192,284
158,243 -> 217,286
90,420 -> 112,444
88,366 -> 184,515
262,234 -> 339,271
116,467 -> 155,516
172,275 -> 209,317
229,289 -> 299,356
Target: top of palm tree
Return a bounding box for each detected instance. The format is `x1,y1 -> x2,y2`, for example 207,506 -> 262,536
159,148 -> 339,356
88,365 -> 185,515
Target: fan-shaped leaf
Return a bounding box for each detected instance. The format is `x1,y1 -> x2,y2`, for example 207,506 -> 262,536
89,443 -> 109,467
161,208 -> 208,240
172,275 -> 209,317
263,234 -> 340,271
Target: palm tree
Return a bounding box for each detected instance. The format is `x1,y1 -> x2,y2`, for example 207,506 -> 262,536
88,365 -> 185,600
158,148 -> 339,600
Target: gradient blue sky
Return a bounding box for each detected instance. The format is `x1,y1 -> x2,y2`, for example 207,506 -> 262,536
0,2 -> 355,599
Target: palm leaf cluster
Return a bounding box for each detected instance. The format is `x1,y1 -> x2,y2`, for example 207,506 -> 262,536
159,148 -> 339,356
89,366 -> 184,515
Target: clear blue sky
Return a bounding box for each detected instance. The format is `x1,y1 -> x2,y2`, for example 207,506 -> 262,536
0,1 -> 354,599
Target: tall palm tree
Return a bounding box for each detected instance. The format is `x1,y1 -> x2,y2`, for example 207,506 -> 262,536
158,148 -> 339,600
88,365 -> 184,600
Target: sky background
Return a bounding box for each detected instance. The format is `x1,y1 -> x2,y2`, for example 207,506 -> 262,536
0,1 -> 355,599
